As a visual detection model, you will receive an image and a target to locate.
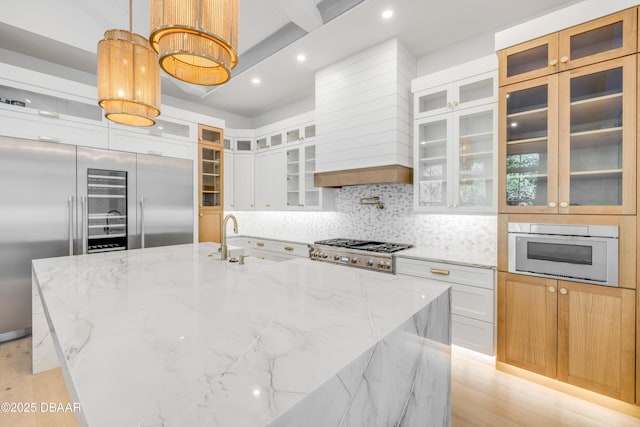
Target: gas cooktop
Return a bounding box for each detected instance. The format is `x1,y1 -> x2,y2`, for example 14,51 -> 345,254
313,238 -> 412,254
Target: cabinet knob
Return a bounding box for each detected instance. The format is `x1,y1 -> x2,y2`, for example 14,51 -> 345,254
548,201 -> 557,208
560,56 -> 568,63
559,287 -> 568,295
548,286 -> 556,293
447,101 -> 452,108
549,59 -> 558,66
265,204 -> 271,208
452,100 -> 458,107
453,203 -> 458,208
559,201 -> 569,208
199,213 -> 203,217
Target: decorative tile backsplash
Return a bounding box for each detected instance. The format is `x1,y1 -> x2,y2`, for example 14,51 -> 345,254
227,184 -> 496,261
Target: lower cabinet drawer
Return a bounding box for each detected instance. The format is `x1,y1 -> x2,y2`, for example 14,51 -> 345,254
452,283 -> 494,323
252,239 -> 308,258
452,314 -> 494,356
395,257 -> 494,289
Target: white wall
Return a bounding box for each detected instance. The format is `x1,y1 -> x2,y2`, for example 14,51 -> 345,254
416,32 -> 495,77
251,96 -> 315,129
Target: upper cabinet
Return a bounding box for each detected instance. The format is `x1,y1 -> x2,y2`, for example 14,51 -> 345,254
499,8 -> 637,86
412,56 -> 498,214
500,51 -> 636,214
416,72 -> 497,119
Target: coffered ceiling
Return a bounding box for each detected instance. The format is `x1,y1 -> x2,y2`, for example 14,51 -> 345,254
0,0 -> 579,119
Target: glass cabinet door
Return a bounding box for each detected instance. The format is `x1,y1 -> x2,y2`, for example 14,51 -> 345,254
303,145 -> 320,207
416,117 -> 450,208
455,106 -> 496,211
198,124 -> 222,145
500,75 -> 558,213
199,145 -> 221,208
558,56 -> 636,214
286,148 -> 302,207
499,34 -> 559,86
559,8 -> 636,72
416,85 -> 451,118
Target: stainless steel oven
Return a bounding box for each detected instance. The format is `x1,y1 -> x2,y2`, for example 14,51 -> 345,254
508,223 -> 618,286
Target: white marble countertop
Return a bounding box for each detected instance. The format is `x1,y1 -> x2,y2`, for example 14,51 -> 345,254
229,234 -> 497,269
33,243 -> 451,427
394,246 -> 497,269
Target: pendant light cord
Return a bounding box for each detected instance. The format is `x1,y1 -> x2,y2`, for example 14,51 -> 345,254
129,0 -> 132,33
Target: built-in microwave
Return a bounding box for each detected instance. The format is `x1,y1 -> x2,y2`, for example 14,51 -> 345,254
507,223 -> 618,287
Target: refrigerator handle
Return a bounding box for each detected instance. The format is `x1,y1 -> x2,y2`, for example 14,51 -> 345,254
68,196 -> 74,256
81,196 -> 87,255
140,197 -> 145,249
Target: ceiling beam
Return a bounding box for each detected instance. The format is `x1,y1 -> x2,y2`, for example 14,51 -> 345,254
276,0 -> 323,33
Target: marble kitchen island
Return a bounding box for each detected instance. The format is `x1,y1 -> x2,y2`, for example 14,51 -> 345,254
32,243 -> 451,427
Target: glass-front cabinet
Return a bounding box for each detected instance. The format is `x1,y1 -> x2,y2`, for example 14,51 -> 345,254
499,8 -> 636,86
500,57 -> 635,214
415,104 -> 497,213
500,75 -> 558,213
415,72 -> 496,119
198,124 -> 223,242
559,56 -> 636,214
286,143 -> 322,209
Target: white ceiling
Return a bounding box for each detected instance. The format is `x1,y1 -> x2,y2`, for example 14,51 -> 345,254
0,0 -> 579,119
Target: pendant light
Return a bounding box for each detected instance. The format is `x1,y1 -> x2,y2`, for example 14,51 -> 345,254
97,0 -> 161,126
149,0 -> 239,86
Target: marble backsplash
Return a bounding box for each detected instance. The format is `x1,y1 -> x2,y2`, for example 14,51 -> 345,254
227,184 -> 497,260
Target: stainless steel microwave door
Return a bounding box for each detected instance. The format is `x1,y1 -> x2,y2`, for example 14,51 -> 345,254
0,136 -> 76,336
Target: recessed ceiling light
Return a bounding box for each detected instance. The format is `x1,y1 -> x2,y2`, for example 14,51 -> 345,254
252,77 -> 261,85
382,9 -> 393,19
157,126 -> 163,130
511,122 -> 518,128
297,54 -> 306,62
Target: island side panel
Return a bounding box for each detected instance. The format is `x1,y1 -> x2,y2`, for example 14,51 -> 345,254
32,269 -> 60,374
267,288 -> 451,427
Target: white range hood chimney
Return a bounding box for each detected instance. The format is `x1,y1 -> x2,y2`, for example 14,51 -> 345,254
314,38 -> 416,187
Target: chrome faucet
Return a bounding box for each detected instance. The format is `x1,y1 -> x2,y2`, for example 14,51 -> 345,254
220,214 -> 238,260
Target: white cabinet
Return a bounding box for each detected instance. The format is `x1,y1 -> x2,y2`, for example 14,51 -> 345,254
414,71 -> 496,119
254,149 -> 286,210
286,143 -> 334,210
414,104 -> 497,213
395,257 -> 495,355
233,153 -> 254,210
0,83 -> 108,148
412,56 -> 498,214
224,149 -> 234,209
249,238 -> 309,261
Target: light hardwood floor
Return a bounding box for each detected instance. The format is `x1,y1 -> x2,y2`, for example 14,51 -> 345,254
1,337 -> 639,426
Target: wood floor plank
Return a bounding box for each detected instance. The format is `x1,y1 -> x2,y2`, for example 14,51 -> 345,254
1,337 -> 640,427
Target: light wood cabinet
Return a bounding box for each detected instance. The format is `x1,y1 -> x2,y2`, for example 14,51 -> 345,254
500,57 -> 636,214
198,124 -> 223,242
498,272 -> 636,403
499,8 -> 637,86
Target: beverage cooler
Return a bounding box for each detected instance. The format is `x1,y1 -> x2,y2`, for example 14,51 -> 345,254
0,137 -> 193,342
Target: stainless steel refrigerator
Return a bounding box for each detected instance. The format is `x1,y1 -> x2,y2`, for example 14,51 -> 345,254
0,136 -> 193,342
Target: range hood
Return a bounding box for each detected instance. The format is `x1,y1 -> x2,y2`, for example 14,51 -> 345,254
313,38 -> 415,188
314,165 -> 412,187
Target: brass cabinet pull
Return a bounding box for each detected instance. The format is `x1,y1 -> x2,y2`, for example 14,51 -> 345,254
548,286 -> 556,293
559,288 -> 568,295
429,268 -> 450,276
265,204 -> 271,208
284,246 -> 294,252
256,242 -> 265,247
560,56 -> 568,63
549,58 -> 558,66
